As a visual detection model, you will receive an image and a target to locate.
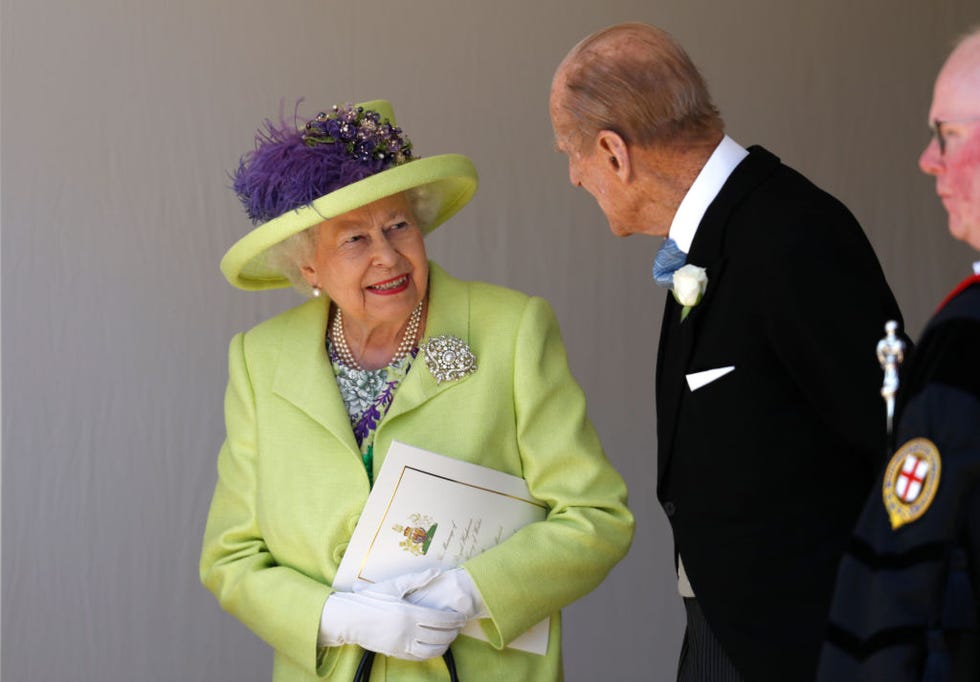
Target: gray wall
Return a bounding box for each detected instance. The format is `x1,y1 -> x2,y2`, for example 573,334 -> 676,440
4,1 -> 979,680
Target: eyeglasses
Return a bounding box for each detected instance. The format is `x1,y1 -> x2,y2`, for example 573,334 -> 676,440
929,117 -> 980,155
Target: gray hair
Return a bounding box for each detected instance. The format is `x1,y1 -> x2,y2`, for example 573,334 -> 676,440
263,187 -> 440,297
557,22 -> 724,150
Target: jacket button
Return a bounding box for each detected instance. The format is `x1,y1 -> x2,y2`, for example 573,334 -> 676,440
664,501 -> 676,517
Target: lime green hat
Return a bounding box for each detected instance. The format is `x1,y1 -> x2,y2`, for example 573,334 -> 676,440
220,99 -> 478,291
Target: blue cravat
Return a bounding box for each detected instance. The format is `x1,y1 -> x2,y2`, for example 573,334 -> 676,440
653,237 -> 687,288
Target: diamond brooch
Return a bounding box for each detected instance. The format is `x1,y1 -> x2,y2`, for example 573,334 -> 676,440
421,335 -> 477,384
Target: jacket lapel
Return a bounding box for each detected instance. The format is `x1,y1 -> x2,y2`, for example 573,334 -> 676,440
656,146 -> 780,487
383,262 -> 476,425
269,263 -> 478,467
272,298 -> 361,457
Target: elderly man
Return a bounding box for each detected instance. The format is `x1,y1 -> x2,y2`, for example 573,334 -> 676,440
818,29 -> 980,681
550,23 -> 905,681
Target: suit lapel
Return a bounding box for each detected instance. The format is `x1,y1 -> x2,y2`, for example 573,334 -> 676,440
656,293 -> 693,485
272,298 -> 361,457
656,146 -> 780,487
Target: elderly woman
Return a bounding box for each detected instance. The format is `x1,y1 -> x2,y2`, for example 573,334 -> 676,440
200,100 -> 633,682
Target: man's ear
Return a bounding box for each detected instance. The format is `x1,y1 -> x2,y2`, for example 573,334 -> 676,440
596,130 -> 631,180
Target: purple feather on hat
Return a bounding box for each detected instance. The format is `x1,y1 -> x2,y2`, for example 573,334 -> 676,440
232,103 -> 414,225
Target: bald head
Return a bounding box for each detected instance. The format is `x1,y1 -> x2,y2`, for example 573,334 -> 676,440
950,28 -> 980,74
551,22 -> 724,153
935,29 -> 980,116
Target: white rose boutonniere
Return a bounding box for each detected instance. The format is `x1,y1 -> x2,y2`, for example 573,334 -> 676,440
672,264 -> 708,321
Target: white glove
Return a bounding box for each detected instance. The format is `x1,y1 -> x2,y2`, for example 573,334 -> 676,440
318,590 -> 466,661
356,568 -> 490,621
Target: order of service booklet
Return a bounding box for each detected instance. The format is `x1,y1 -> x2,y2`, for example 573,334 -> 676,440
333,440 -> 550,654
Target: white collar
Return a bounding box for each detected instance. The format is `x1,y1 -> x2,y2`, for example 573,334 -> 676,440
667,136 -> 748,254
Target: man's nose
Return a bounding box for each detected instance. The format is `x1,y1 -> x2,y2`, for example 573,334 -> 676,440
919,138 -> 944,176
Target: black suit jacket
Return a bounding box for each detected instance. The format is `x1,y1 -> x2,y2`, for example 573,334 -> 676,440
655,146 -> 904,681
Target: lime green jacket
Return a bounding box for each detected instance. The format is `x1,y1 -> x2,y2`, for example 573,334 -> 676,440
200,263 -> 634,681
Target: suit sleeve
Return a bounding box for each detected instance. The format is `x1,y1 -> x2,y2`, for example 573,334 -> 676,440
462,296 -> 635,647
763,208 -> 902,466
199,333 -> 332,675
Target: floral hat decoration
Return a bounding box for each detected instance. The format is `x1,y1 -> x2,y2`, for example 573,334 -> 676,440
221,99 -> 478,290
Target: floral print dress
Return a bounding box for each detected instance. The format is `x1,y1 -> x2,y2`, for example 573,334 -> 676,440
328,340 -> 418,487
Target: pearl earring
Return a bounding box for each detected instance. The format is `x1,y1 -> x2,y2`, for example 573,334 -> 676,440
311,285 -> 322,298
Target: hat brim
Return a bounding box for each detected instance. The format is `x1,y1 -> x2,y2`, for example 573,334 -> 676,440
220,153 -> 478,290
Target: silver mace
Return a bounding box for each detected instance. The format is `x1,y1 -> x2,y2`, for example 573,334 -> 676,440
876,320 -> 906,441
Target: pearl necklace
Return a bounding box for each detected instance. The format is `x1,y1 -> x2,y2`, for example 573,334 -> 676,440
331,300 -> 424,370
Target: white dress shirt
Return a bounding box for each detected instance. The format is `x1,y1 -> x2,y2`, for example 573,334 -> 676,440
667,135 -> 749,253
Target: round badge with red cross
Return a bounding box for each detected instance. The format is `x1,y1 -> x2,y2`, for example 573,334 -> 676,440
882,437 -> 941,530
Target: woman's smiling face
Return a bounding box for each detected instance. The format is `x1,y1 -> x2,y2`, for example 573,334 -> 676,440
302,192 -> 429,331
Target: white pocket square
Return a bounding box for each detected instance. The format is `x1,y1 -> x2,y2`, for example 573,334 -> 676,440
686,366 -> 735,391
